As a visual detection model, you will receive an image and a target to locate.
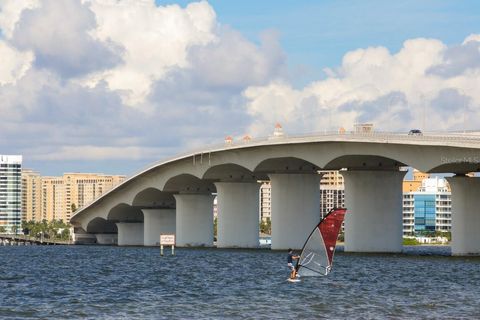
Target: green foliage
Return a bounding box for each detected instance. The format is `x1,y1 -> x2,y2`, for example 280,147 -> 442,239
417,230 -> 435,237
412,230 -> 451,243
0,226 -> 6,233
71,203 -> 77,213
259,217 -> 271,235
403,238 -> 420,245
337,232 -> 345,242
435,231 -> 451,241
21,219 -> 72,241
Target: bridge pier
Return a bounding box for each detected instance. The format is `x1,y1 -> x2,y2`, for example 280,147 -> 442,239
215,182 -> 260,248
269,173 -> 321,250
446,176 -> 480,256
142,209 -> 176,246
95,234 -> 118,245
116,222 -> 144,246
342,170 -> 405,253
174,194 -> 215,247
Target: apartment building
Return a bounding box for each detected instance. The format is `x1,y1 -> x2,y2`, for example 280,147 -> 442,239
403,177 -> 451,235
21,169 -> 42,222
0,155 -> 22,233
24,172 -> 125,223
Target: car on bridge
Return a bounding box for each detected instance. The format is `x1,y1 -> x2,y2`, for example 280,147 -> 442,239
408,129 -> 423,136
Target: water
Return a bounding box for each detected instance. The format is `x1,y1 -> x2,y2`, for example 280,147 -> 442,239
1,245 -> 479,319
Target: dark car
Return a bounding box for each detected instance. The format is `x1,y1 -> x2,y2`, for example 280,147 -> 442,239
408,129 -> 422,136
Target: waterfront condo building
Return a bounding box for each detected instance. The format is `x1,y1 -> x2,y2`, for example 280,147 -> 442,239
0,155 -> 22,233
402,176 -> 451,236
403,169 -> 430,192
21,169 -> 42,222
40,173 -> 126,223
41,176 -> 65,222
259,181 -> 271,221
319,170 -> 345,218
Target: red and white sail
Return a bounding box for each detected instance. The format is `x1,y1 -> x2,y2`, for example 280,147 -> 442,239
296,208 -> 347,276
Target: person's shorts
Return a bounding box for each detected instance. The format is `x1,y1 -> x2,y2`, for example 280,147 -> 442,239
287,263 -> 294,271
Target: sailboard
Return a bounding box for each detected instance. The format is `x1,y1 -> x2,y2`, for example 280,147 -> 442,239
295,208 -> 347,277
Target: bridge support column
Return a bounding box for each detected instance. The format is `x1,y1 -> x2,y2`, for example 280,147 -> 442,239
215,182 -> 260,248
446,176 -> 480,256
174,194 -> 215,247
142,209 -> 176,246
269,173 -> 321,250
116,222 -> 144,246
342,170 -> 406,253
95,234 -> 118,245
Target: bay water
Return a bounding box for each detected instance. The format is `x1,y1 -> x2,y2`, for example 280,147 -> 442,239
1,245 -> 479,319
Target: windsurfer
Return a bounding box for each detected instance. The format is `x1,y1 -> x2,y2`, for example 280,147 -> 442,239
287,248 -> 299,279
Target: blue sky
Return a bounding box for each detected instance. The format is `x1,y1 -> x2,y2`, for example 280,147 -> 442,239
0,0 -> 479,176
158,0 -> 480,85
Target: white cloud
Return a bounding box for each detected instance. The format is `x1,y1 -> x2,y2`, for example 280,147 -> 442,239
0,0 -> 40,38
244,35 -> 480,136
11,0 -> 121,78
30,145 -> 169,161
84,0 -> 217,105
0,0 -> 273,164
463,34 -> 480,45
0,40 -> 33,85
187,28 -> 285,89
0,0 -> 479,171
3,0 -> 221,105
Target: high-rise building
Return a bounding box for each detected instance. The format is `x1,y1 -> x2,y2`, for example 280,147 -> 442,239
320,170 -> 345,218
213,196 -> 218,218
403,177 -> 451,235
22,169 -> 42,222
259,181 -> 271,221
42,176 -> 65,222
40,173 -> 126,223
403,169 -> 431,192
0,155 -> 22,233
63,173 -> 125,221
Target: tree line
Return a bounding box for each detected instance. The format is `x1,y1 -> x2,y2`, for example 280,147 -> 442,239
14,220 -> 72,241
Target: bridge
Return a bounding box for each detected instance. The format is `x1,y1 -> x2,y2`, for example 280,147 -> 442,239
70,131 -> 480,255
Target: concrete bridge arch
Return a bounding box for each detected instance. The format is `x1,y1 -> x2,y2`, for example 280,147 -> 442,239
70,133 -> 480,255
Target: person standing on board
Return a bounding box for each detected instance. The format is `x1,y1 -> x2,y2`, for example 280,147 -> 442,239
287,248 -> 300,279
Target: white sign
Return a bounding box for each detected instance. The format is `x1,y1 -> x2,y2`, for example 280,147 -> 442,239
160,234 -> 175,246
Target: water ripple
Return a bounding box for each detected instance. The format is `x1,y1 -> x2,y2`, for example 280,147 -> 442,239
0,246 -> 479,319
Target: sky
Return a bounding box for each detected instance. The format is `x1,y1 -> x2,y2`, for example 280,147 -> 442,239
1,0 -> 479,176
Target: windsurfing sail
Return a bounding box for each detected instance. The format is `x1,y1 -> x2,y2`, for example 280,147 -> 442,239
295,208 -> 346,276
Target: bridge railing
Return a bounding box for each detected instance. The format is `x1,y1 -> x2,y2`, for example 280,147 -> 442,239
137,130 -> 480,178
139,130 -> 480,172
